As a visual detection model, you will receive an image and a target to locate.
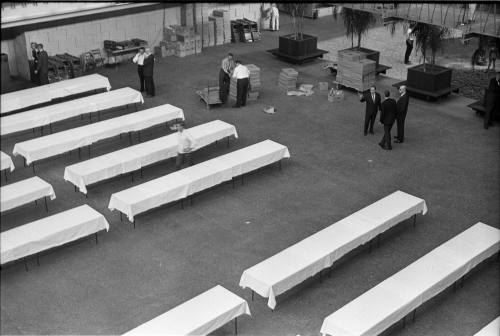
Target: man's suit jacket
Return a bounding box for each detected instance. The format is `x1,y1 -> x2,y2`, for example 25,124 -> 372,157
396,93 -> 409,119
488,77 -> 500,94
36,50 -> 48,74
380,98 -> 397,125
143,54 -> 155,77
360,92 -> 381,116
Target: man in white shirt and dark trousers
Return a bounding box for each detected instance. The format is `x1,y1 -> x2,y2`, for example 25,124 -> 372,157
176,123 -> 197,170
270,4 -> 279,31
219,53 -> 235,104
132,47 -> 146,92
232,60 -> 250,108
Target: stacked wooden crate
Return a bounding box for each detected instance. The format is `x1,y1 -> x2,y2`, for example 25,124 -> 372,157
278,68 -> 299,91
336,50 -> 376,91
181,4 -> 194,26
213,9 -> 232,44
209,16 -> 225,45
196,21 -> 215,48
247,64 -> 261,101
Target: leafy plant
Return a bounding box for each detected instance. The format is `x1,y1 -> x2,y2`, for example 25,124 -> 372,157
411,22 -> 450,71
333,7 -> 378,49
282,3 -> 307,40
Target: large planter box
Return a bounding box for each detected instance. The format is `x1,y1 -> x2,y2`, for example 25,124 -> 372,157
407,64 -> 452,93
279,34 -> 318,57
340,47 -> 380,68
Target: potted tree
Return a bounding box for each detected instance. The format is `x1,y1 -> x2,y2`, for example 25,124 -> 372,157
406,23 -> 452,95
334,7 -> 379,67
268,3 -> 328,63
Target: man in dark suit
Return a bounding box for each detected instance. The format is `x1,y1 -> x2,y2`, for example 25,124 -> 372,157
484,71 -> 500,129
395,85 -> 410,143
143,48 -> 155,97
359,85 -> 381,135
30,42 -> 39,84
34,44 -> 49,85
379,90 -> 397,150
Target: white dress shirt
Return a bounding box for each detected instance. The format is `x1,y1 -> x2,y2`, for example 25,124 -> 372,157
133,53 -> 145,65
177,130 -> 196,154
232,64 -> 250,79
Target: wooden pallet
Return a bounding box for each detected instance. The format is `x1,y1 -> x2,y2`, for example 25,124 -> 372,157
196,86 -> 222,109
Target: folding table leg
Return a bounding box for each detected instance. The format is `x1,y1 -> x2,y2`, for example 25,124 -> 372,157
44,196 -> 48,212
128,132 -> 132,145
78,147 -> 82,160
412,309 -> 416,322
190,196 -> 193,205
377,234 -> 381,248
413,214 -> 416,228
36,254 -> 40,266
215,140 -> 218,147
49,123 -> 53,134
251,290 -> 254,301
368,240 -> 373,253
140,168 -> 143,178
74,185 -> 77,192
227,136 -> 230,148
134,103 -> 138,112
32,163 -> 36,174
23,258 -> 28,272
3,170 -> 7,182
35,199 -> 38,206
234,318 -> 238,335
402,316 -> 406,328
120,213 -> 123,222
133,220 -> 136,229
95,233 -> 98,244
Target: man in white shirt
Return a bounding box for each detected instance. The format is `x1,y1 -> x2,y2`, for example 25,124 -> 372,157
271,4 -> 280,31
132,47 -> 146,92
219,53 -> 235,104
232,60 -> 250,108
176,123 -> 197,170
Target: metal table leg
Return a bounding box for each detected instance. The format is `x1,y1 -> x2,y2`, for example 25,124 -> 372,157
44,196 -> 48,212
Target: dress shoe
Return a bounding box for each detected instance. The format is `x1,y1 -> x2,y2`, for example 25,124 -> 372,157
394,139 -> 403,143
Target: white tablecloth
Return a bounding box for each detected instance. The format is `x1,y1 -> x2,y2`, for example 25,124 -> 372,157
64,120 -> 238,194
474,317 -> 500,336
239,191 -> 427,310
13,104 -> 184,165
1,74 -> 111,114
320,222 -> 500,336
1,176 -> 56,212
1,87 -> 144,135
0,151 -> 15,172
123,285 -> 251,336
109,139 -> 290,222
1,204 -> 110,264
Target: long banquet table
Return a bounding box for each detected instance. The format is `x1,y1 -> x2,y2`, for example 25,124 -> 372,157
108,139 -> 290,223
320,222 -> 500,336
64,120 -> 238,194
1,176 -> 56,212
123,285 -> 251,336
473,317 -> 500,336
1,204 -> 110,266
239,190 -> 428,310
1,151 -> 15,172
1,74 -> 112,115
1,87 -> 144,136
12,104 -> 185,166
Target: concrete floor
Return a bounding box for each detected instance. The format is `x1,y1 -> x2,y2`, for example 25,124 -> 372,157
1,14 -> 499,336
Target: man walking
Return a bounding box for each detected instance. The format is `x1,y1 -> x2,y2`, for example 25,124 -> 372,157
379,90 -> 397,150
175,123 -> 197,170
132,47 -> 146,92
34,44 -> 49,85
219,53 -> 234,104
232,60 -> 250,108
484,71 -> 500,129
395,85 -> 410,143
358,85 -> 381,135
270,4 -> 280,31
404,27 -> 414,64
143,48 -> 155,97
30,42 -> 39,84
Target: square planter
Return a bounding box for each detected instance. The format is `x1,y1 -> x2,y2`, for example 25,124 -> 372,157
279,34 -> 318,57
407,64 -> 452,92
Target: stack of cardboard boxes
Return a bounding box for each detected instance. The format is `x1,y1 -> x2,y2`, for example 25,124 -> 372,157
336,50 -> 376,91
160,25 -> 202,58
229,64 -> 261,102
209,16 -> 225,45
181,4 -> 194,27
278,68 -> 299,92
213,9 -> 232,44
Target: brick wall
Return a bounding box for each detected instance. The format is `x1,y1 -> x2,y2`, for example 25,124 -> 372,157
1,3 -> 261,80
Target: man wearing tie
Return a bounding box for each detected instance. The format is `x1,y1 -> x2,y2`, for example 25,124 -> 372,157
219,53 -> 234,104
132,47 -> 146,92
379,90 -> 397,150
395,85 -> 410,143
232,60 -> 250,108
359,86 -> 381,135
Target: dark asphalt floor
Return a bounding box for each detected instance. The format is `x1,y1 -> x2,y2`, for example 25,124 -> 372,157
1,14 -> 499,336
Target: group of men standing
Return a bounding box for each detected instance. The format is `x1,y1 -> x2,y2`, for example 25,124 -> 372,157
359,85 -> 409,150
132,47 -> 155,97
30,43 -> 49,85
219,53 -> 250,108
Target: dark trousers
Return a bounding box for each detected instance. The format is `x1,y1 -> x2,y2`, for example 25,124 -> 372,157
138,65 -> 145,92
396,113 -> 407,141
39,71 -> 49,85
236,77 -> 249,107
175,152 -> 193,170
364,111 -> 378,134
219,69 -> 230,103
404,40 -> 413,63
484,98 -> 497,128
145,76 -> 155,96
380,123 -> 393,148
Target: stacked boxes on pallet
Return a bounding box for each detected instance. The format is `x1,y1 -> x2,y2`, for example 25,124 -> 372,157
161,25 -> 199,58
278,68 -> 299,91
336,50 -> 376,91
229,64 -> 261,102
213,9 -> 232,44
209,16 -> 225,45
